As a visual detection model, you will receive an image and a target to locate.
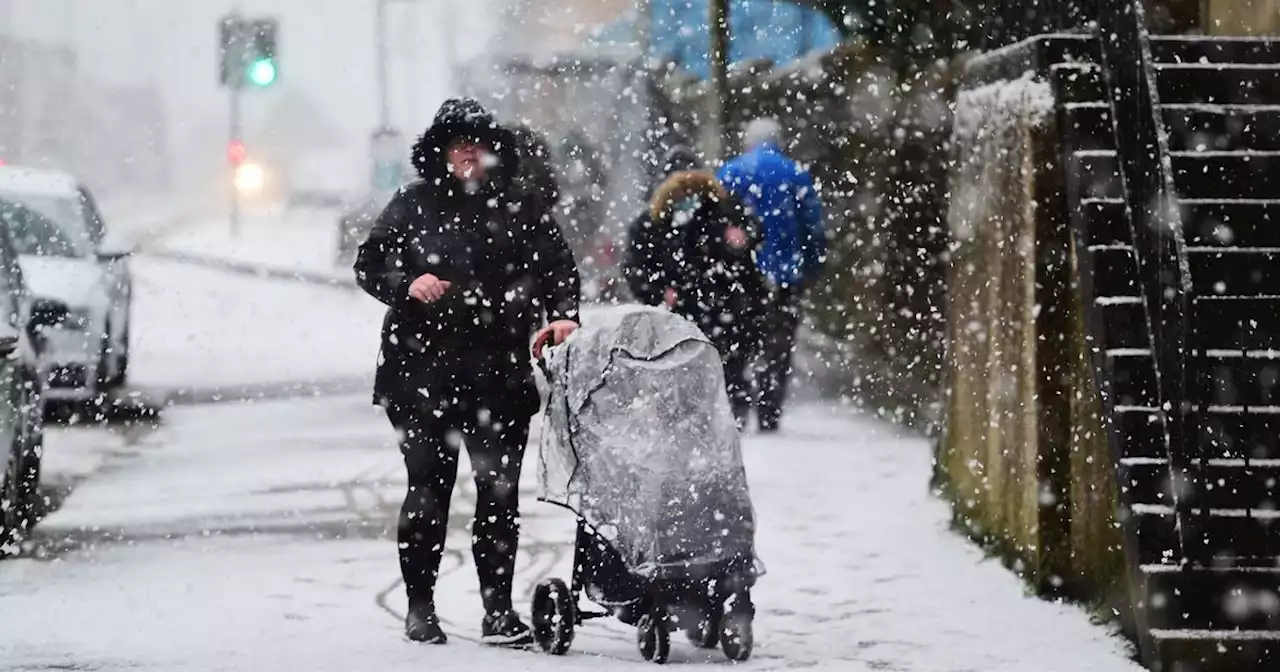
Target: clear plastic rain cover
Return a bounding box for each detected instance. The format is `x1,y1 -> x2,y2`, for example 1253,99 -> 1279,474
538,305 -> 760,580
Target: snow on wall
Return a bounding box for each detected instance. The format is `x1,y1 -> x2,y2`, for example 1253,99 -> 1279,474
952,70 -> 1054,143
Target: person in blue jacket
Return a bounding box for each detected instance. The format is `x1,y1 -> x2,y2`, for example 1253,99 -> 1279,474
718,118 -> 826,432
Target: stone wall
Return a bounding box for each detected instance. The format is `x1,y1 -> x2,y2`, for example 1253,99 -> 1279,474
936,57 -> 1132,625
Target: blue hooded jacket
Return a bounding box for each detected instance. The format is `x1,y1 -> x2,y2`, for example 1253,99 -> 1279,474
717,142 -> 825,288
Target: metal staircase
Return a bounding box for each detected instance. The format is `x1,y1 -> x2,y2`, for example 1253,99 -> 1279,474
1050,27 -> 1280,671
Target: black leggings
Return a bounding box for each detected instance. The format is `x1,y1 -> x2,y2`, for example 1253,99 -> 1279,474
387,402 -> 529,616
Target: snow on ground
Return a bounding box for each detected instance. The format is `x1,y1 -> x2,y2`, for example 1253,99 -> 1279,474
148,205 -> 350,281
10,396 -> 1143,671
128,255 -> 384,394
98,190 -> 218,249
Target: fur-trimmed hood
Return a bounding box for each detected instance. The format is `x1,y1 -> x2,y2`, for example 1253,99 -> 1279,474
410,98 -> 518,190
649,170 -> 728,222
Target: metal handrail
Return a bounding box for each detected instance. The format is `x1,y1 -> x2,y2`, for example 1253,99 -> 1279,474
1094,0 -> 1202,566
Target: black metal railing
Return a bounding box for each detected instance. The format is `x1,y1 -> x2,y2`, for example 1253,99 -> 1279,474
1093,0 -> 1202,565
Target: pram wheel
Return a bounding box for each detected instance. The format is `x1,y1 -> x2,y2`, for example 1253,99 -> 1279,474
636,608 -> 671,664
720,591 -> 754,662
531,578 -> 576,655
685,604 -> 722,649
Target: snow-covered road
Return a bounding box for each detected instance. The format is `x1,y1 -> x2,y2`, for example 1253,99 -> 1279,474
3,395 -> 1144,671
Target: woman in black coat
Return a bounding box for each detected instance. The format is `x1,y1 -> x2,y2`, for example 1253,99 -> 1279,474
354,98 -> 580,646
626,168 -> 766,424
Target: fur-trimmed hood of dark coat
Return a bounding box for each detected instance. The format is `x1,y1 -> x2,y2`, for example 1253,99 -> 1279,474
649,169 -> 728,222
410,97 -> 520,192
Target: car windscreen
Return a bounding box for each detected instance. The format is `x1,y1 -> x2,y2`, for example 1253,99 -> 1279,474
0,190 -> 92,250
0,199 -> 89,258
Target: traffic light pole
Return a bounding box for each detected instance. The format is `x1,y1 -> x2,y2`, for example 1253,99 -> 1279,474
229,86 -> 242,238
375,0 -> 390,128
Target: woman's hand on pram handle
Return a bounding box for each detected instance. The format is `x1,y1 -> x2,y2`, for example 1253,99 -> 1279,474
532,319 -> 580,358
408,273 -> 452,304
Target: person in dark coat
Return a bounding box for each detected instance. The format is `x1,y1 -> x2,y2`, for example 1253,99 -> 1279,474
510,123 -> 561,218
633,168 -> 766,424
622,145 -> 702,307
354,98 -> 581,646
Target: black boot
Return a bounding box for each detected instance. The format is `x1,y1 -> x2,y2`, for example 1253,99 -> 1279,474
405,606 -> 447,644
480,610 -> 533,647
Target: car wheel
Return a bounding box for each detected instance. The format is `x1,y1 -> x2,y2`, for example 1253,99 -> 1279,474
110,320 -> 129,388
1,434 -> 22,553
97,319 -> 129,390
2,378 -> 41,554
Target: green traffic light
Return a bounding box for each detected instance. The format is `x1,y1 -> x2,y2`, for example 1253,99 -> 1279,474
247,58 -> 276,86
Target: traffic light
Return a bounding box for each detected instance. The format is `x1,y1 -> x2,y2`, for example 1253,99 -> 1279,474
247,57 -> 277,87
219,15 -> 278,89
227,140 -> 247,165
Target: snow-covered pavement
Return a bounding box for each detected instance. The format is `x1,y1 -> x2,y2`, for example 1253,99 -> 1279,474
128,255 -> 382,396
3,395 -> 1144,671
146,205 -> 353,283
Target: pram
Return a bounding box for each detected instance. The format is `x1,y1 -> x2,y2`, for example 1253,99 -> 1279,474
531,305 -> 761,664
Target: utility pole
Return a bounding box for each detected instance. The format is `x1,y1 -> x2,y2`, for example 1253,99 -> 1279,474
709,0 -> 730,161
636,0 -> 653,61
228,85 -> 242,236
375,0 -> 390,127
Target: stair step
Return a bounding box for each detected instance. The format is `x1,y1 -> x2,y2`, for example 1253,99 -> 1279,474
1188,351 -> 1280,408
1106,347 -> 1158,407
1116,407 -> 1167,460
1189,249 -> 1280,296
1150,36 -> 1280,65
1198,414 -> 1280,462
1172,153 -> 1280,199
1182,201 -> 1280,248
1164,107 -> 1280,151
1051,64 -> 1106,104
1072,151 -> 1280,201
1120,406 -> 1280,462
1145,565 -> 1280,631
1091,246 -> 1139,300
1135,506 -> 1280,562
1079,198 -> 1128,247
1061,104 -> 1114,152
1039,35 -> 1099,67
1193,296 -> 1280,348
1094,298 -> 1150,351
1125,461 -> 1280,513
1072,152 -> 1123,199
1134,505 -> 1184,564
1157,64 -> 1280,105
1153,628 -> 1280,672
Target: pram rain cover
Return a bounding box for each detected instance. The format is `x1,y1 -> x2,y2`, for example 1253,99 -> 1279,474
538,305 -> 759,580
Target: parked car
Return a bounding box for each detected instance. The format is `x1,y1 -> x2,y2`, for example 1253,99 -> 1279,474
0,171 -> 133,402
0,209 -> 68,549
0,166 -> 105,245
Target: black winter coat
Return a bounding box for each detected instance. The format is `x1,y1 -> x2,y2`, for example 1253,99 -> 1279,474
354,98 -> 580,417
623,170 -> 766,355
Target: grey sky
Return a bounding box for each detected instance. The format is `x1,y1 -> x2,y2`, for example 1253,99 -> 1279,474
3,0 -> 496,182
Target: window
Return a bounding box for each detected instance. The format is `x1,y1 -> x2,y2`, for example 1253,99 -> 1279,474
0,199 -> 88,258
0,190 -> 93,250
